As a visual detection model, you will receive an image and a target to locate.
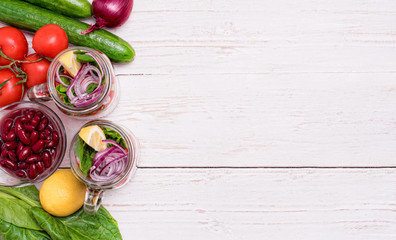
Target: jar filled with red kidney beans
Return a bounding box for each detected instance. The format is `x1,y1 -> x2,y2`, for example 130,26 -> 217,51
0,101 -> 66,185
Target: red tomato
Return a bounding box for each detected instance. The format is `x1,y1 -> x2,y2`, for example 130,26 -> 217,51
0,69 -> 24,107
32,24 -> 68,59
22,54 -> 51,88
0,27 -> 28,66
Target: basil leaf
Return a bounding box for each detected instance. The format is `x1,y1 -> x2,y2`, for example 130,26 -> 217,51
56,85 -> 73,106
0,193 -> 42,231
0,219 -> 50,240
75,137 -> 96,175
102,127 -> 127,149
86,83 -> 98,94
32,207 -> 122,240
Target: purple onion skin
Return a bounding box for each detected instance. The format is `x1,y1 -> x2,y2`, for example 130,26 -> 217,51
82,0 -> 133,34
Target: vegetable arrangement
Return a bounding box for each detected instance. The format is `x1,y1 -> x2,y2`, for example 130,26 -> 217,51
0,0 -> 135,63
76,125 -> 128,182
0,185 -> 122,240
83,0 -> 133,34
0,25 -> 68,107
0,0 -> 136,238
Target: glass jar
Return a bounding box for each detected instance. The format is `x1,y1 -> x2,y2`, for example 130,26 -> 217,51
28,47 -> 119,118
69,120 -> 138,214
0,101 -> 66,187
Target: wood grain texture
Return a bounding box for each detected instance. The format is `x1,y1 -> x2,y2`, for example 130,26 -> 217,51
102,168 -> 396,240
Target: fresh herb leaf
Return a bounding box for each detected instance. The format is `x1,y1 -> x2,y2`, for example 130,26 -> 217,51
76,54 -> 96,63
75,137 -> 96,175
87,83 -> 98,94
60,76 -> 71,85
102,127 -> 127,149
56,84 -> 73,106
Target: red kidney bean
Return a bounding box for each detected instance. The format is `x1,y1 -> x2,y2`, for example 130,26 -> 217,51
27,111 -> 35,120
36,161 -> 45,174
28,164 -> 38,179
42,151 -> 52,168
20,116 -> 29,123
45,140 -> 56,148
35,111 -> 43,118
32,140 -> 45,153
52,131 -> 59,145
4,141 -> 17,150
17,129 -> 30,145
14,121 -> 23,133
24,124 -> 35,132
4,159 -> 17,170
44,128 -> 52,137
47,123 -> 53,130
0,160 -> 5,167
6,129 -> 16,142
30,131 -> 39,146
19,147 -> 31,161
1,148 -> 8,158
30,115 -> 41,128
38,118 -> 48,132
39,132 -> 46,140
48,149 -> 56,158
16,142 -> 23,155
1,132 -> 7,142
26,155 -> 41,163
18,162 -> 28,169
16,170 -> 27,178
2,119 -> 13,134
8,151 -> 17,162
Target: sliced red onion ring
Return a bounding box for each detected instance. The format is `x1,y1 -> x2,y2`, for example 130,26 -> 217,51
55,52 -> 105,107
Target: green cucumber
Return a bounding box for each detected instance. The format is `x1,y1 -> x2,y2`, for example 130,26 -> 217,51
0,0 -> 135,63
23,0 -> 92,19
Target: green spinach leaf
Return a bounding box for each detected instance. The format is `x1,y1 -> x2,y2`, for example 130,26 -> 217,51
0,192 -> 42,231
0,218 -> 50,240
32,207 -> 122,240
0,185 -> 41,208
102,127 -> 127,149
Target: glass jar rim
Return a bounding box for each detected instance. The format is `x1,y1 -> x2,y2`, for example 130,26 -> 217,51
47,47 -> 113,114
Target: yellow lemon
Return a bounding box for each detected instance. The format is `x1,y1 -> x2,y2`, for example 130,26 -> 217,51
58,50 -> 81,77
40,169 -> 86,217
78,125 -> 107,151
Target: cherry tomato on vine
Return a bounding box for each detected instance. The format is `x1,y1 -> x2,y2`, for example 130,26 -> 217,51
32,24 -> 68,59
22,54 -> 51,88
0,27 -> 28,66
0,69 -> 24,107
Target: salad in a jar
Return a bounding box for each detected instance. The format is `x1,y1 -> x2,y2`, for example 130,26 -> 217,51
54,49 -> 107,108
74,124 -> 129,182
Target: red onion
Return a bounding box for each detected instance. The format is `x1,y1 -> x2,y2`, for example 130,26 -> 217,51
81,0 -> 133,34
89,140 -> 128,182
56,52 -> 105,107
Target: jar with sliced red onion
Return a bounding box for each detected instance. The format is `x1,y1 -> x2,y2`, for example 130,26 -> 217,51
69,120 -> 138,214
46,47 -> 119,118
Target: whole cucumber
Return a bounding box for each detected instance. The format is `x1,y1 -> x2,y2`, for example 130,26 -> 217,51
0,0 -> 134,63
23,0 -> 92,19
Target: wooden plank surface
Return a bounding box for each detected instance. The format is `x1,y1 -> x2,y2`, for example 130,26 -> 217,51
1,0 -> 396,239
102,168 -> 396,240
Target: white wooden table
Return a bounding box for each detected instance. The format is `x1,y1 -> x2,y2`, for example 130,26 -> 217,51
2,0 -> 396,239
